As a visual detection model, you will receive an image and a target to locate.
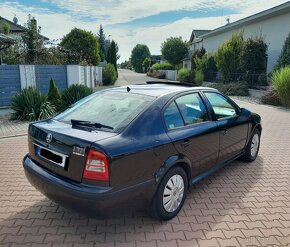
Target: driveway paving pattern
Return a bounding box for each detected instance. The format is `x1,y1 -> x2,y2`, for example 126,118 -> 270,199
0,100 -> 290,247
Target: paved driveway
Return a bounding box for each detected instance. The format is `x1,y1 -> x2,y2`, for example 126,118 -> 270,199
0,100 -> 290,247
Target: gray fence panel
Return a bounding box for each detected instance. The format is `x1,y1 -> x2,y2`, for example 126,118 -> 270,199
0,65 -> 21,107
35,65 -> 68,94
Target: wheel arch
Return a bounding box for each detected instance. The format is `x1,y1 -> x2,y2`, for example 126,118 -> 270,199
254,123 -> 262,134
155,154 -> 192,187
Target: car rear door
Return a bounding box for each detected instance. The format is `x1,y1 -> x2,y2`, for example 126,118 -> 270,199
164,92 -> 220,177
202,91 -> 249,163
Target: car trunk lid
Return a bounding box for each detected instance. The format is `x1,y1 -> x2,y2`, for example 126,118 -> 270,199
28,119 -> 117,182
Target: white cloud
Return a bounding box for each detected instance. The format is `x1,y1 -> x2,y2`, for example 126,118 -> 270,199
0,0 -> 289,61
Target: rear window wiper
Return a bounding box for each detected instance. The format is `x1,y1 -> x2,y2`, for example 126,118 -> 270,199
71,119 -> 114,130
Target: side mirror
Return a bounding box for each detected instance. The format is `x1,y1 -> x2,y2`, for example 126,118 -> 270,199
239,107 -> 251,118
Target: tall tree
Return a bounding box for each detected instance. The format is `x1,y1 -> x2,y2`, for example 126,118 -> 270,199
22,15 -> 42,64
106,40 -> 118,74
130,44 -> 151,73
161,37 -> 188,68
60,28 -> 100,65
97,24 -> 106,62
275,32 -> 290,70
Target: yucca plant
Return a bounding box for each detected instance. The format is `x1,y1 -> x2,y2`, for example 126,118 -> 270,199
61,84 -> 93,109
272,66 -> 290,107
11,87 -> 55,121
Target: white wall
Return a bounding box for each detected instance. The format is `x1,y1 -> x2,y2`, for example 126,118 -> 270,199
66,65 -> 103,88
19,65 -> 36,89
195,11 -> 290,72
158,70 -> 178,81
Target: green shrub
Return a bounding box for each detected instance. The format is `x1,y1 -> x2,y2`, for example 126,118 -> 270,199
208,82 -> 249,96
240,37 -> 268,80
274,32 -> 290,70
215,33 -> 244,82
103,63 -> 117,85
142,57 -> 151,71
257,73 -> 268,86
178,68 -> 194,83
261,88 -> 281,106
272,66 -> 290,106
11,87 -> 55,121
152,63 -> 174,70
204,55 -> 217,74
62,84 -> 93,109
195,69 -> 204,86
47,78 -> 62,111
191,47 -> 206,71
194,55 -> 207,74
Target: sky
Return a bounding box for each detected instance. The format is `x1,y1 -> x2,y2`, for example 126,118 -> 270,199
0,0 -> 288,62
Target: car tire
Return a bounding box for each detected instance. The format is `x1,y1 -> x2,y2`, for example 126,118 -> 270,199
150,166 -> 187,220
241,129 -> 261,162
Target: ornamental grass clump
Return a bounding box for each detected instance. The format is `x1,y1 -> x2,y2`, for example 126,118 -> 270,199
272,66 -> 290,107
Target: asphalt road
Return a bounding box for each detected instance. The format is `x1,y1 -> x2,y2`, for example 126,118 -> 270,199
115,69 -> 172,86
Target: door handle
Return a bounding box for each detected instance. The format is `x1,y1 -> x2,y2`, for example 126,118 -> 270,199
181,139 -> 190,147
221,129 -> 227,135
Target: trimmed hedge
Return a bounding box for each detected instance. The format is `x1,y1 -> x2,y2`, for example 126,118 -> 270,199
103,63 -> 117,85
152,63 -> 174,70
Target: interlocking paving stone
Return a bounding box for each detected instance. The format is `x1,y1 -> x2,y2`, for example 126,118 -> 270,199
0,100 -> 290,246
0,119 -> 29,138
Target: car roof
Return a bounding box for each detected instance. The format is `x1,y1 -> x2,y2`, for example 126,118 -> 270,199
108,84 -> 217,97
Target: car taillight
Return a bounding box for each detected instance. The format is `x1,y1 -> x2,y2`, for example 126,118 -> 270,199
83,149 -> 109,181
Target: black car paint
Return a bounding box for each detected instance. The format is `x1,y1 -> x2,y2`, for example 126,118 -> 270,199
23,85 -> 261,216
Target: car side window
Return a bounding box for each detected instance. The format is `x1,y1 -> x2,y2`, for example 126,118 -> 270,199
204,92 -> 237,119
164,102 -> 184,130
175,93 -> 209,125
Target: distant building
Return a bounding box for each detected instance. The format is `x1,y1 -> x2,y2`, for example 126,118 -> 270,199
0,33 -> 15,45
187,2 -> 290,72
0,16 -> 49,41
151,55 -> 164,64
0,30 -> 16,64
183,30 -> 211,69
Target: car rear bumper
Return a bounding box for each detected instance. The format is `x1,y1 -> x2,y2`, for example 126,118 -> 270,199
23,154 -> 156,217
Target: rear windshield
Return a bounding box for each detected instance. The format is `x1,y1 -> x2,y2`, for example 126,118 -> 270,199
54,91 -> 155,131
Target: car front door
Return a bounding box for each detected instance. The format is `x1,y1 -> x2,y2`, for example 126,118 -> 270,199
203,92 -> 249,163
164,92 -> 220,177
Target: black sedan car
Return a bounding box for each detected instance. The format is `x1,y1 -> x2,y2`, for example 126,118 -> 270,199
23,82 -> 261,220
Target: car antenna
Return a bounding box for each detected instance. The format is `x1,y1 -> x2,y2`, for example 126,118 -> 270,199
127,86 -> 131,92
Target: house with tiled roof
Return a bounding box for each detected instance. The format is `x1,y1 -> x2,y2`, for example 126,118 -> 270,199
183,30 -> 211,69
0,16 -> 49,41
